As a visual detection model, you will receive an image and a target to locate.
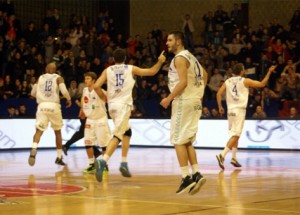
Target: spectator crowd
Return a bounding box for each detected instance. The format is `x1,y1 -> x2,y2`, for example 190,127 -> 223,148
0,1 -> 299,119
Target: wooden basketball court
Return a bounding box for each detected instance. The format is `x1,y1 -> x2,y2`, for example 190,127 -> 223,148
0,147 -> 299,215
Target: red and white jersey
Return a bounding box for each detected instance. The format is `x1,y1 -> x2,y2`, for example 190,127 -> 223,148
225,76 -> 249,109
106,64 -> 135,105
82,87 -> 107,119
168,50 -> 205,100
36,73 -> 60,104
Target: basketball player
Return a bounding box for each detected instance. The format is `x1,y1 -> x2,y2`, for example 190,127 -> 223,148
80,72 -> 111,173
28,62 -> 72,166
94,48 -> 166,182
160,31 -> 208,195
216,63 -> 276,170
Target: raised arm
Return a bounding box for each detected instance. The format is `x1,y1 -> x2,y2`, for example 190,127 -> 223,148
132,51 -> 166,76
244,65 -> 276,88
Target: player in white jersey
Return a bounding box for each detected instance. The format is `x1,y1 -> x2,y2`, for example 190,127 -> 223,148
160,31 -> 208,195
216,63 -> 276,170
80,72 -> 111,174
28,62 -> 72,166
94,48 -> 166,183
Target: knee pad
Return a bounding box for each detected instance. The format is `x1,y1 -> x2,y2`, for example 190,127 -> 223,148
113,135 -> 122,143
124,128 -> 132,137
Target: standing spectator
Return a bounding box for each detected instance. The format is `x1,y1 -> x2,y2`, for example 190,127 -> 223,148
22,21 -> 39,48
182,14 -> 195,52
202,11 -> 216,44
288,9 -> 300,35
160,31 -> 207,195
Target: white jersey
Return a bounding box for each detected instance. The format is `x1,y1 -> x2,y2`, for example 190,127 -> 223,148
82,87 -> 107,120
36,73 -> 60,104
168,50 -> 205,100
225,76 -> 249,109
106,64 -> 135,105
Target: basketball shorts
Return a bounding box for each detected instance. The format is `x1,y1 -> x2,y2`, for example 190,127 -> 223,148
108,102 -> 131,141
35,102 -> 63,131
170,98 -> 202,145
227,108 -> 246,136
84,117 -> 111,147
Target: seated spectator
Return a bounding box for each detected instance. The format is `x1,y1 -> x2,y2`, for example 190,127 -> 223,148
131,104 -> 143,118
201,106 -> 211,119
3,74 -> 14,99
207,68 -> 223,99
279,65 -> 300,100
7,105 -> 18,118
13,78 -> 22,98
68,80 -> 80,99
211,107 -> 224,118
17,104 -> 29,118
289,106 -> 299,119
252,105 -> 267,119
20,80 -> 31,98
0,77 -> 5,100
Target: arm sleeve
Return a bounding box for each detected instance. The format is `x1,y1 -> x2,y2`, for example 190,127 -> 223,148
59,83 -> 71,100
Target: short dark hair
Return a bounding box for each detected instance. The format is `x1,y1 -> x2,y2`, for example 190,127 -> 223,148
232,63 -> 244,75
84,72 -> 97,80
113,48 -> 126,63
168,31 -> 185,46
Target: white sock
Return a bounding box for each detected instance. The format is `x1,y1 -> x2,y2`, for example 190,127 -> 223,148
232,147 -> 237,159
32,142 -> 38,149
57,149 -> 62,158
221,147 -> 230,158
121,156 -> 127,163
180,166 -> 190,178
191,164 -> 200,174
89,158 -> 95,164
103,154 -> 110,162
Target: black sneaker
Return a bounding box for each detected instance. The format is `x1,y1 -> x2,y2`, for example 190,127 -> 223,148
62,145 -> 68,156
189,172 -> 206,195
230,158 -> 242,167
28,148 -> 37,166
55,157 -> 66,166
176,176 -> 196,195
216,154 -> 225,170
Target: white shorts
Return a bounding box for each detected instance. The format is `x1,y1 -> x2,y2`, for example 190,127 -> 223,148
84,117 -> 111,147
35,102 -> 63,131
227,108 -> 246,136
170,98 -> 202,145
108,103 -> 131,141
